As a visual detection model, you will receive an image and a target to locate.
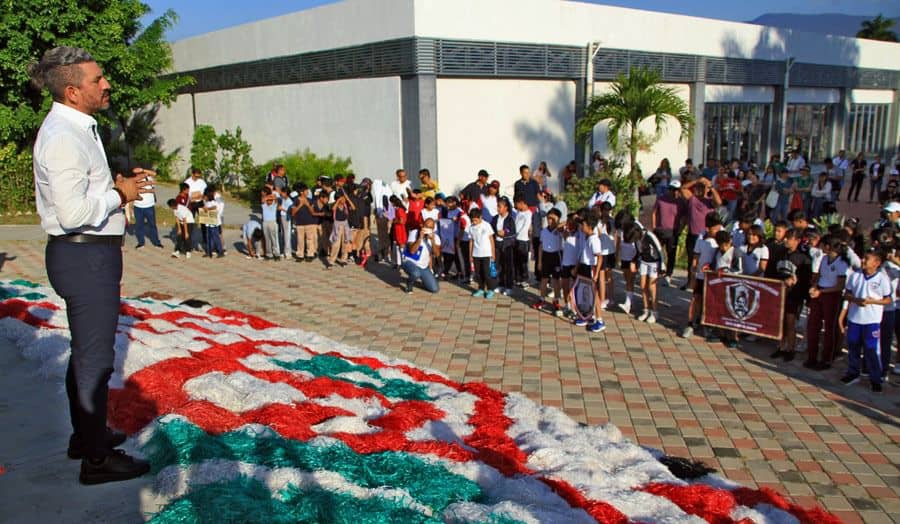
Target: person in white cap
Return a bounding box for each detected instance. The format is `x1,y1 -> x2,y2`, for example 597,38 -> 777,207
882,201 -> 900,229
650,179 -> 684,287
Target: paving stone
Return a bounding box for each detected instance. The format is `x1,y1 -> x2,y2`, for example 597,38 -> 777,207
2,233 -> 897,523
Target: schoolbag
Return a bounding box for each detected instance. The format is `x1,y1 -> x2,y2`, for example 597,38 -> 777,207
640,234 -> 661,262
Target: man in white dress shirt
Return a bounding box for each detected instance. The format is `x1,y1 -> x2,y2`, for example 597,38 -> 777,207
30,46 -> 151,484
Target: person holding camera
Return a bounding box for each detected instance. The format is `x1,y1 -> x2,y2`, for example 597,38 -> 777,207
401,217 -> 441,294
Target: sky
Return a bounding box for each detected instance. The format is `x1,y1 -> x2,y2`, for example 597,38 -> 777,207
142,0 -> 900,42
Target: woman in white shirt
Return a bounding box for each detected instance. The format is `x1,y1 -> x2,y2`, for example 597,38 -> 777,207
739,225 -> 769,277
809,172 -> 832,219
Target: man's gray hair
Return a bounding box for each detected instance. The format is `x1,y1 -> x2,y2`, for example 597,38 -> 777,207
27,46 -> 95,101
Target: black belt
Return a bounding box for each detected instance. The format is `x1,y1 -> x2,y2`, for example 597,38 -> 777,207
48,234 -> 124,246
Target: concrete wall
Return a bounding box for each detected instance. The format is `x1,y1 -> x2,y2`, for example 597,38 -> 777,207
170,0 -> 415,71
156,77 -> 404,183
435,78 -> 575,196
154,95 -> 196,176
591,82 -> 692,178
412,0 -> 899,70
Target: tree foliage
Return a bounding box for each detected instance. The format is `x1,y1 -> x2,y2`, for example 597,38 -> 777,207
561,158 -> 641,219
106,104 -> 181,180
217,127 -> 255,188
189,124 -> 218,177
576,67 -> 694,182
0,0 -> 193,148
857,14 -> 898,42
0,143 -> 34,212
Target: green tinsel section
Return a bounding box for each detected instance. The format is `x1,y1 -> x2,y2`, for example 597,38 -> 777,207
148,476 -> 441,524
144,418 -> 482,512
0,289 -> 45,300
272,355 -> 432,401
9,279 -> 40,288
127,296 -> 179,308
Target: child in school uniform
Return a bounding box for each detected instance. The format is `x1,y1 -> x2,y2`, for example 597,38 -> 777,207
596,202 -> 616,310
438,205 -> 460,279
635,224 -> 665,323
493,196 -> 517,295
560,216 -> 581,319
389,195 -> 407,270
713,230 -> 742,347
467,208 -> 497,298
681,213 -> 723,338
167,198 -> 195,259
838,249 -> 892,393
532,208 -> 564,313
513,196 -> 533,287
617,218 -> 641,315
805,235 -> 849,370
202,187 -> 224,258
573,214 -> 607,333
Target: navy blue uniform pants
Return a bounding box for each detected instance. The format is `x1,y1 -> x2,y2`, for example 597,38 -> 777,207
46,240 -> 122,459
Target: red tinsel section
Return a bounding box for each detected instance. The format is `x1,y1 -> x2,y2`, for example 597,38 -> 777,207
0,299 -> 60,328
541,476 -> 629,524
461,382 -> 530,477
732,487 -> 842,524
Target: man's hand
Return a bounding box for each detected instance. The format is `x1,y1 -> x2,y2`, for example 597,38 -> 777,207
115,168 -> 155,202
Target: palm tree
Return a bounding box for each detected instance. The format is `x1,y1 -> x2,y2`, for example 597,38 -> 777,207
577,67 -> 694,182
857,14 -> 898,42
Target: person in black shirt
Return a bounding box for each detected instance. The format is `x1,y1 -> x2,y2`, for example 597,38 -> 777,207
461,169 -> 490,205
513,164 -> 541,208
313,190 -> 332,258
764,220 -> 790,279
772,228 -> 812,361
349,180 -> 373,266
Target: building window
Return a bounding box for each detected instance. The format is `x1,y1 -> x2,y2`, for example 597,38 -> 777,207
847,104 -> 890,157
704,103 -> 770,167
785,104 -> 833,164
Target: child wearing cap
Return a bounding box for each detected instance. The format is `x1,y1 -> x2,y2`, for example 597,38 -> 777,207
838,248 -> 892,393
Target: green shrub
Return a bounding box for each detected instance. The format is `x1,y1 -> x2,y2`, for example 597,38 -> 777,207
561,158 -> 640,218
0,143 -> 35,213
239,149 -> 353,205
189,124 -> 218,178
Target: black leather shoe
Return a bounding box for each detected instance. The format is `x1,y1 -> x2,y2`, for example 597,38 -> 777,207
68,428 -> 128,459
79,449 -> 150,485
770,349 -> 784,359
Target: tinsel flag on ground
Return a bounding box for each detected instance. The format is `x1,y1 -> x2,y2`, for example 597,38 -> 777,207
0,279 -> 841,524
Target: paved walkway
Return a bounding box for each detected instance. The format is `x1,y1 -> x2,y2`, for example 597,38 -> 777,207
0,215 -> 898,523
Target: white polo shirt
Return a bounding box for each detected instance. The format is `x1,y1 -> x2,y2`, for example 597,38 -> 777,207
845,269 -> 892,324
816,255 -> 849,289
514,209 -> 532,241
580,233 -> 603,266
184,176 -> 207,202
469,221 -> 494,258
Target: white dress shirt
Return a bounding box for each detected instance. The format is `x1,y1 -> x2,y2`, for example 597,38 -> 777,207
33,102 -> 123,236
587,190 -> 616,209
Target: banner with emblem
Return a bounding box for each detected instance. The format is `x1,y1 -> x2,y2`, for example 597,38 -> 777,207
702,272 -> 785,340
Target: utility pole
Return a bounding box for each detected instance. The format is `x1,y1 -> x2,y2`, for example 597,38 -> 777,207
584,41 -> 602,176
778,57 -> 795,161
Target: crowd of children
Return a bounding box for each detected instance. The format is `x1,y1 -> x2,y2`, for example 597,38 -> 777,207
222,162 -> 900,393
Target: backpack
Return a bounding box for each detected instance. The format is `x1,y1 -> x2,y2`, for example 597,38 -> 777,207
640,234 -> 661,263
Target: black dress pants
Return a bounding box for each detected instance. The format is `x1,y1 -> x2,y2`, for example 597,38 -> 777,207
46,240 -> 122,459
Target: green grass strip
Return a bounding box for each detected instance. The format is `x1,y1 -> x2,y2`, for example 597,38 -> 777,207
272,354 -> 432,401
